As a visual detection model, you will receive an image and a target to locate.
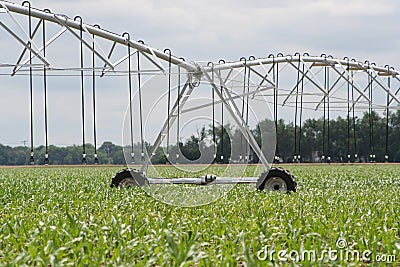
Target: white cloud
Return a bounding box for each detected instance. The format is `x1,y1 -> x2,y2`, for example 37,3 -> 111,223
304,0 -> 396,16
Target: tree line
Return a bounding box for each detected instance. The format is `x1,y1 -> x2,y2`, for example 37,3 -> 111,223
274,110 -> 400,163
1,110 -> 400,165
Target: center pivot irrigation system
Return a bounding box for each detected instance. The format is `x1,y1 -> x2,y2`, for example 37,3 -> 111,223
1,1 -> 400,193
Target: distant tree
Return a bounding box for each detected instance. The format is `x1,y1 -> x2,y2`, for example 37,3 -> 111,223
209,124 -> 231,164
1,111 -> 400,165
180,135 -> 201,161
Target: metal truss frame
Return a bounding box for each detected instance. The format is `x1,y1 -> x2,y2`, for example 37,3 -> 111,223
1,1 -> 400,172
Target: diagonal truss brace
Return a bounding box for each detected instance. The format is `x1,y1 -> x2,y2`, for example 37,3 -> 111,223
181,85 -> 273,114
54,15 -> 114,70
333,61 -> 371,109
282,61 -> 326,107
349,68 -> 400,109
12,27 -> 67,75
287,58 -> 327,98
314,69 -> 347,111
100,42 -> 116,77
255,63 -> 275,89
141,66 -> 272,172
0,21 -> 50,66
141,77 -> 194,172
11,19 -> 42,75
204,68 -> 271,168
101,47 -> 138,76
365,68 -> 400,106
0,2 -> 50,66
389,76 -> 400,106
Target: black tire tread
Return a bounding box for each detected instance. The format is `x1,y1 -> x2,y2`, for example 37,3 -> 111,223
256,167 -> 297,192
110,168 -> 134,188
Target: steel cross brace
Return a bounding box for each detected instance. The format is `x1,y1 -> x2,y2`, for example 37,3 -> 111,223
140,66 -> 271,172
101,47 -> 138,76
204,68 -> 271,168
388,76 -> 400,106
314,69 -> 347,111
54,15 -> 114,70
300,57 -> 367,111
282,60 -> 327,107
12,27 -> 67,75
180,85 -> 273,114
0,21 -> 50,66
286,57 -> 327,97
0,2 -> 50,66
364,68 -> 400,106
140,76 -> 195,172
334,60 -> 373,109
1,1 -> 197,72
255,63 -> 275,89
11,18 -> 42,75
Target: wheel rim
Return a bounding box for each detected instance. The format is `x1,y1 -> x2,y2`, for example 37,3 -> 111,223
265,177 -> 287,192
119,178 -> 137,187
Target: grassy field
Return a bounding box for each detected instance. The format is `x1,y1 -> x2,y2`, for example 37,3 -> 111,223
0,165 -> 399,266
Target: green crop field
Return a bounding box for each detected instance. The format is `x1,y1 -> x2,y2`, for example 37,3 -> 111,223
0,165 -> 399,266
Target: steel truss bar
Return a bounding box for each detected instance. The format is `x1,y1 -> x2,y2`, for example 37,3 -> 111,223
387,75 -> 400,106
12,27 -> 67,75
206,56 -> 400,77
54,15 -> 114,70
132,49 -> 165,72
220,68 -> 234,86
350,72 -> 380,110
146,177 -> 258,185
137,44 -> 166,72
283,100 -> 384,105
101,47 -> 138,76
80,23 -> 110,66
226,62 -> 275,88
258,99 -> 384,112
0,21 -> 50,66
272,104 -> 385,111
3,1 -> 399,80
258,92 -> 325,98
286,59 -> 327,98
180,86 -> 273,114
100,42 -> 116,77
0,2 -> 49,65
256,63 -> 275,88
254,57 -> 275,78
259,92 -> 365,103
0,1 -> 196,72
141,78 -> 194,171
100,45 -> 166,76
12,18 -> 42,75
333,61 -> 372,107
208,68 -> 271,168
389,88 -> 400,106
282,67 -> 309,106
314,69 -> 347,111
247,65 -> 275,90
0,63 -> 44,67
282,65 -> 326,107
365,68 -> 400,105
297,57 -> 330,96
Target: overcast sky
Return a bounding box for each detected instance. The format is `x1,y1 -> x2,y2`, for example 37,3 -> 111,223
1,0 -> 399,147
33,0 -> 399,64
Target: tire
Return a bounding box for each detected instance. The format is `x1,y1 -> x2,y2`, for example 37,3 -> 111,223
256,167 -> 297,192
110,168 -> 148,188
